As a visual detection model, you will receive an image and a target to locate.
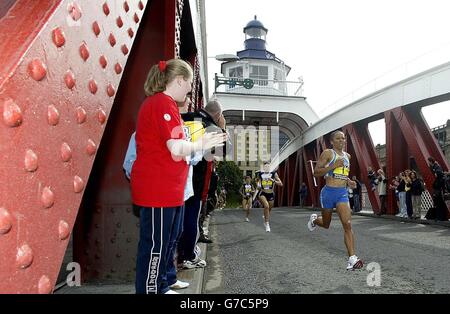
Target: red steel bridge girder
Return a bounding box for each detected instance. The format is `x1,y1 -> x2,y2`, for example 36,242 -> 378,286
285,152 -> 299,207
302,144 -> 319,208
0,0 -> 148,293
343,123 -> 381,213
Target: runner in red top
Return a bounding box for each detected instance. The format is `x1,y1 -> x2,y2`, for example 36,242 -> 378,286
132,59 -> 225,294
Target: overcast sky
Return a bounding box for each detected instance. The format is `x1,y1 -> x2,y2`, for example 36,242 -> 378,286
205,0 -> 450,145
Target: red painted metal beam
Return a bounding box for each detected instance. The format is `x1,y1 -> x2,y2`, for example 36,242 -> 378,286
385,110 -> 410,215
288,151 -> 300,206
303,143 -> 319,207
343,124 -> 381,213
285,153 -> 297,206
275,161 -> 286,207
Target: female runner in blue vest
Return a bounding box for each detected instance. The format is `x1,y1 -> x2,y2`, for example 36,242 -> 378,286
308,130 -> 364,270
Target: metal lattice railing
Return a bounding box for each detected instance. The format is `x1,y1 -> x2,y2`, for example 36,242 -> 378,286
214,75 -> 304,97
361,188 -> 434,214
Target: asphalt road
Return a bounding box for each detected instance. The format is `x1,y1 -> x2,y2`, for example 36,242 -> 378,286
204,207 -> 450,294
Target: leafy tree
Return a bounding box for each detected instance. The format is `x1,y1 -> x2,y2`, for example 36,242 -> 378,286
216,161 -> 243,198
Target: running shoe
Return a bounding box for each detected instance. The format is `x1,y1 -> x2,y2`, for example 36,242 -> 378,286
169,280 -> 190,289
346,255 -> 364,270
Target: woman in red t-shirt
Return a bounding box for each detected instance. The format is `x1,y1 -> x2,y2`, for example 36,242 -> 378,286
132,59 -> 225,294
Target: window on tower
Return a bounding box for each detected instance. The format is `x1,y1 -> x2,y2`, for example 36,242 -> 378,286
250,65 -> 268,86
229,66 -> 243,78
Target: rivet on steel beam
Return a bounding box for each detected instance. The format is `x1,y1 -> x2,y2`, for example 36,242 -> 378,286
126,208 -> 131,213
95,207 -> 101,213
88,79 -> 98,94
24,149 -> 38,172
38,275 -> 52,294
111,208 -> 115,213
126,238 -> 131,243
64,70 -> 75,89
76,106 -> 87,124
114,63 -> 122,74
109,33 -> 116,47
99,55 -> 108,69
47,105 -> 60,126
116,223 -> 121,228
92,21 -> 101,37
52,28 -> 66,47
116,253 -> 121,258
59,220 -> 70,240
95,254 -> 100,260
79,42 -> 90,61
134,13 -> 140,23
2,98 -> 22,127
16,244 -> 33,269
138,1 -> 144,10
41,187 -> 55,208
106,84 -> 115,97
124,1 -> 129,12
121,44 -> 129,55
61,142 -> 72,162
95,223 -> 99,229
73,175 -> 85,193
116,16 -> 123,28
86,139 -> 97,156
28,59 -> 47,81
136,223 -> 140,228
127,28 -> 134,38
0,207 -> 13,234
97,109 -> 107,124
68,2 -> 82,21
103,2 -> 110,16
110,238 -> 116,243
111,268 -> 116,273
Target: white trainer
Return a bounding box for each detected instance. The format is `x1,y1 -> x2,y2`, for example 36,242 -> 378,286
169,280 -> 190,289
307,214 -> 318,231
265,223 -> 271,232
346,255 -> 364,270
182,258 -> 207,269
245,217 -> 250,222
164,289 -> 179,294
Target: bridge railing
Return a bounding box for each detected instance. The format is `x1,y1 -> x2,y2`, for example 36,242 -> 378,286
214,75 -> 304,97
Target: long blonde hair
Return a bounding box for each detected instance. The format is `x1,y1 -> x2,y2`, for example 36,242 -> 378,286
144,59 -> 193,96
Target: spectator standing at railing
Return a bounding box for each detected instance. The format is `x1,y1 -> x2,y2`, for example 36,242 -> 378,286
376,169 -> 387,215
427,157 -> 448,221
368,166 -> 378,191
132,59 -> 226,294
351,176 -> 362,213
389,176 -> 400,211
299,182 -> 308,208
396,172 -> 407,218
410,171 -> 424,219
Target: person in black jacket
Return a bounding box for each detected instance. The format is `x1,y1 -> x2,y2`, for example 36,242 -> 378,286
427,157 -> 448,221
177,100 -> 228,268
409,171 -> 424,219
